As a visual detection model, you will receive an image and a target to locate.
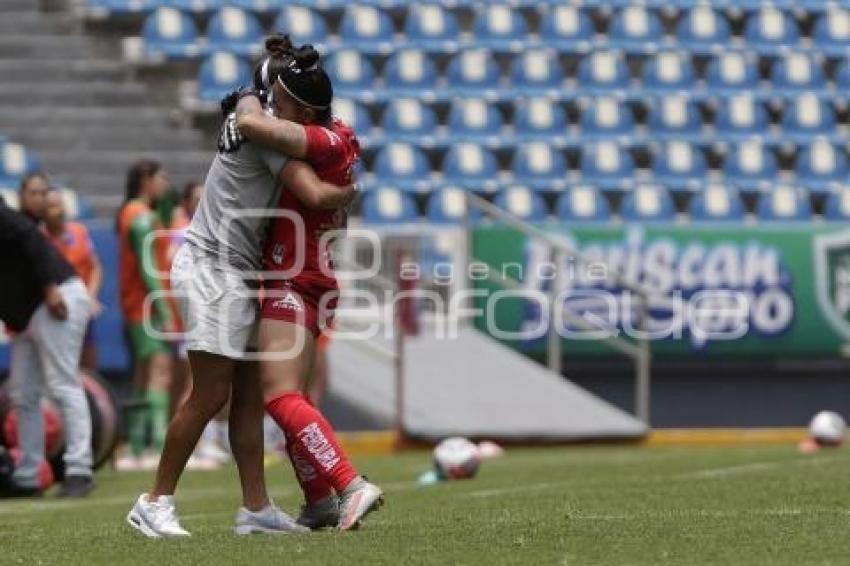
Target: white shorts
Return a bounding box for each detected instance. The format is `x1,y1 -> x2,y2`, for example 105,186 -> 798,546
171,244 -> 259,359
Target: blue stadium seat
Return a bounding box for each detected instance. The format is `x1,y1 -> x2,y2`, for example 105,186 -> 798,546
539,5 -> 594,53
361,187 -> 418,224
443,143 -> 500,193
381,99 -> 438,145
333,98 -> 373,143
225,0 -> 287,13
511,142 -> 568,192
86,222 -> 129,372
794,138 -> 849,193
812,8 -> 850,56
472,4 -> 528,52
510,49 -> 564,96
446,49 -> 501,98
715,94 -> 770,141
147,0 -> 221,12
426,187 -> 482,224
273,6 -> 328,47
556,185 -> 611,222
579,141 -> 636,192
324,50 -> 377,101
620,184 -> 676,222
577,50 -> 630,94
771,52 -> 827,94
835,58 -> 850,92
494,186 -> 547,222
823,187 -> 850,221
0,141 -> 39,186
447,98 -> 504,144
515,98 -> 569,146
705,51 -> 760,96
404,3 -> 461,53
676,6 -> 732,53
197,51 -> 251,103
142,7 -> 200,60
646,95 -> 703,142
339,5 -> 396,55
689,184 -> 746,222
373,143 -> 431,193
205,7 -> 262,56
642,51 -> 697,93
756,186 -> 812,221
59,188 -> 94,221
744,6 -> 801,54
651,141 -> 708,193
722,139 -> 778,192
383,49 -> 440,101
579,96 -> 636,141
781,93 -> 837,142
608,5 -> 664,53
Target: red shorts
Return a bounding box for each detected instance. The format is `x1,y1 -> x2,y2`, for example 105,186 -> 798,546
261,280 -> 338,338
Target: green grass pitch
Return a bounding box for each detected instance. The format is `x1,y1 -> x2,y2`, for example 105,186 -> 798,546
1,445 -> 848,565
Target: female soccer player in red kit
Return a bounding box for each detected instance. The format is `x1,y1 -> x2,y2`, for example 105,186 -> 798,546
233,44 -> 383,530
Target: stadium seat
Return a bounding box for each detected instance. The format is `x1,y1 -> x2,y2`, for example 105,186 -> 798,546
446,49 -> 501,98
646,95 -> 703,142
511,142 -> 568,192
225,0 -> 288,13
744,6 -> 801,54
404,3 -> 461,53
426,187 -> 482,224
722,139 -> 779,192
510,49 -> 564,96
619,184 -> 676,222
794,138 -> 849,193
781,93 -> 837,142
472,4 -> 528,52
756,186 -> 812,221
651,141 -> 708,193
383,49 -> 440,101
676,6 -> 732,53
835,58 -> 850,92
141,7 -> 200,60
361,187 -> 418,224
539,5 -> 594,52
381,98 -> 438,145
823,187 -> 850,221
442,143 -> 500,193
0,141 -> 39,186
447,98 -> 504,144
334,98 -> 373,143
715,94 -> 770,141
579,141 -> 636,192
556,185 -> 611,222
147,0 -> 221,12
577,50 -> 630,94
85,0 -> 151,15
515,98 -> 569,146
705,51 -> 760,96
642,51 -> 697,93
324,50 -> 377,101
689,184 -> 746,222
59,188 -> 94,220
608,5 -> 664,53
579,96 -> 636,141
770,52 -> 827,94
812,8 -> 850,56
338,5 -> 396,55
205,7 -> 262,57
372,143 -> 431,193
494,186 -> 547,222
273,6 -> 328,48
197,51 -> 251,103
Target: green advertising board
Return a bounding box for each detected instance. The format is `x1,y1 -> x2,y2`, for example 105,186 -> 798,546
472,224 -> 850,358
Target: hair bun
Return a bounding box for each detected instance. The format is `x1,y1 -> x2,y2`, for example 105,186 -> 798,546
293,45 -> 320,71
265,34 -> 295,57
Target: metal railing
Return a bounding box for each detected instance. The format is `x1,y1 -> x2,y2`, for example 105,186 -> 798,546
464,193 -> 653,425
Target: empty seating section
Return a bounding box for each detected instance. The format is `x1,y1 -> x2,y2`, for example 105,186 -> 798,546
84,1 -> 850,222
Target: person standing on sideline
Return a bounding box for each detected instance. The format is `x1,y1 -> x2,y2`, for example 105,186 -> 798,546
42,190 -> 104,371
0,196 -> 94,497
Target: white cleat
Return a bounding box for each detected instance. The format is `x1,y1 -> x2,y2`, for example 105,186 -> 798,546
126,494 -> 191,538
234,503 -> 310,535
337,478 -> 384,531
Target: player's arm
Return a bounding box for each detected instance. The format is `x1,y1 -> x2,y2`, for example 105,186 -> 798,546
235,96 -> 308,159
128,214 -> 173,327
279,160 -> 357,210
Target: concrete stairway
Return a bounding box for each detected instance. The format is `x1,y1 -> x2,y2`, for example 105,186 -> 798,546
0,1 -> 212,212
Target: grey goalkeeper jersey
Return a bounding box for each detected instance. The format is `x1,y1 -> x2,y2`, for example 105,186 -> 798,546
186,142 -> 287,272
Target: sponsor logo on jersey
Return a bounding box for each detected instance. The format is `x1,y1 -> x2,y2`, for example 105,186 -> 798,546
271,292 -> 303,312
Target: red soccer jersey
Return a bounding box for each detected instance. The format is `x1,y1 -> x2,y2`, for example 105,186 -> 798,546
263,118 -> 360,294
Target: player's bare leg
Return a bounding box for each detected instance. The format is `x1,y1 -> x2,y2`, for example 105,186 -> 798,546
229,360 -> 270,511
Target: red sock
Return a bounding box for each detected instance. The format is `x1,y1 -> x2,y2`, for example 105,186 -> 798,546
266,392 -> 358,493
285,430 -> 335,504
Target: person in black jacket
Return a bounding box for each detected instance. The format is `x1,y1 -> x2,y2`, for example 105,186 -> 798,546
0,197 -> 94,498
